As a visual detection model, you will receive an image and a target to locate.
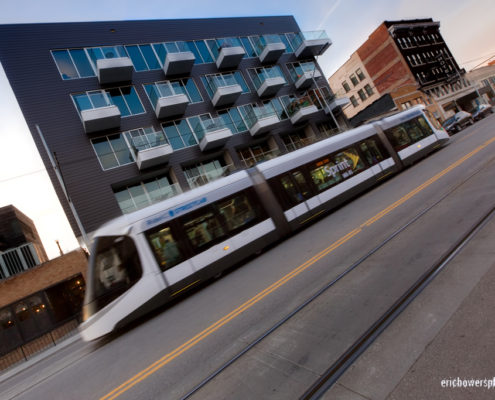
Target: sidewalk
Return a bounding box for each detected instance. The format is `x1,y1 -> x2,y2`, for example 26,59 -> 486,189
324,211 -> 495,400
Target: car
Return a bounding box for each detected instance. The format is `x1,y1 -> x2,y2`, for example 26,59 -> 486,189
471,104 -> 493,121
442,111 -> 474,134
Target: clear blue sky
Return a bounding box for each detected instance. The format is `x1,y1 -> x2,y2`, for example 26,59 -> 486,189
1,0 -> 494,258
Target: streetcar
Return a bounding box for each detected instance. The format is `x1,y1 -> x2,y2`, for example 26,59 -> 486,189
79,105 -> 449,341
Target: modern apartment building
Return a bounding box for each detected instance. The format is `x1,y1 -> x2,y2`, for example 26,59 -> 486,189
0,205 -> 48,280
329,19 -> 479,125
0,17 -> 347,247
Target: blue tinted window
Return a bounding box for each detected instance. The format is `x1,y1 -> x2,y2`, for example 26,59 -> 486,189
92,138 -> 119,169
185,41 -> 203,64
125,46 -> 148,71
108,134 -> 134,166
86,48 -> 104,65
69,49 -> 95,78
280,34 -> 294,53
140,45 -> 160,69
122,86 -> 145,115
195,40 -> 213,63
177,119 -> 197,147
206,39 -> 219,60
240,37 -> 257,57
108,88 -> 130,116
52,50 -> 78,80
218,111 -> 234,132
185,79 -> 202,103
228,108 -> 247,132
234,71 -> 249,93
153,43 -> 167,64
73,94 -> 92,112
200,76 -> 214,98
163,123 -> 184,150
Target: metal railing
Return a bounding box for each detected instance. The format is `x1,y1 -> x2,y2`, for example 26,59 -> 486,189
186,164 -> 235,189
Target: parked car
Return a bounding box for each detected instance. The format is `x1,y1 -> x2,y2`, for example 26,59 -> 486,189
442,111 -> 474,134
471,104 -> 493,121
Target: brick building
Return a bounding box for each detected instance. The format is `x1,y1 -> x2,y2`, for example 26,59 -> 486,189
329,19 -> 479,125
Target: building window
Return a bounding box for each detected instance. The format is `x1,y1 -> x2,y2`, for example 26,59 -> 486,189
350,96 -> 358,107
342,81 -> 351,93
364,84 -> 374,96
91,134 -> 135,170
350,74 -> 359,86
358,89 -> 367,101
52,49 -> 96,80
283,132 -> 308,152
114,174 -> 180,214
356,68 -> 365,81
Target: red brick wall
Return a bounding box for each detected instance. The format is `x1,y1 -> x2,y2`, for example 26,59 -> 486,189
374,61 -> 414,93
357,23 -> 390,62
0,249 -> 88,308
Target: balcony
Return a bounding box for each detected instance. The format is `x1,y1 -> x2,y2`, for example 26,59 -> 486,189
96,57 -> 134,84
148,82 -> 190,119
287,96 -> 320,124
250,66 -> 286,98
205,73 -> 244,107
243,107 -> 281,136
324,96 -> 350,113
194,117 -> 234,151
132,131 -> 173,170
186,164 -> 234,189
163,51 -> 196,77
295,70 -> 321,89
240,148 -> 280,168
291,31 -> 332,59
253,35 -> 286,64
73,91 -> 121,133
214,40 -> 246,69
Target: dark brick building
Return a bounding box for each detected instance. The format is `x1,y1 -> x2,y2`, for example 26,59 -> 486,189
0,17 -> 346,247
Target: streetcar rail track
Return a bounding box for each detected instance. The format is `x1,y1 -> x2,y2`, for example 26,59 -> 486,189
180,156 -> 495,400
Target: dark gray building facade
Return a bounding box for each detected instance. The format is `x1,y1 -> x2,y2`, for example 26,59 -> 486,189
0,16 -> 345,245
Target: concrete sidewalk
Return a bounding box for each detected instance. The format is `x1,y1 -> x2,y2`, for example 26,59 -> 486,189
324,211 -> 495,399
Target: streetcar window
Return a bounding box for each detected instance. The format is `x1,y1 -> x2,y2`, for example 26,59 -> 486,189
310,158 -> 343,192
423,110 -> 442,130
334,148 -> 365,178
85,236 -> 142,316
183,208 -> 226,251
147,227 -> 184,271
384,124 -> 412,151
417,116 -> 435,135
360,139 -> 384,166
403,119 -> 427,142
216,193 -> 257,232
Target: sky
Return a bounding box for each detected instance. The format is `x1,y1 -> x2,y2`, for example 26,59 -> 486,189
0,0 -> 494,259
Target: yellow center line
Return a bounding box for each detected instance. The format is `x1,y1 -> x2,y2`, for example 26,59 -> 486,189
101,135 -> 495,400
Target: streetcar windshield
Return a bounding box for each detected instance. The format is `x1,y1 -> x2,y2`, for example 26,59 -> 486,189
83,236 -> 142,320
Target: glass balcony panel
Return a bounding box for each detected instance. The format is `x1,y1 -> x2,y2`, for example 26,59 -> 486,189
292,30 -> 332,58
242,105 -> 280,136
186,164 -> 234,189
214,37 -> 245,69
132,131 -> 173,170
163,41 -> 196,76
194,116 -> 233,151
240,148 -> 281,168
254,34 -> 286,64
287,95 -> 320,124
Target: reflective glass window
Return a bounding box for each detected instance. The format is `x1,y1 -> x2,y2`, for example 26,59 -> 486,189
234,71 -> 250,93
216,194 -> 257,232
92,137 -> 119,169
125,45 -> 148,71
177,119 -> 197,147
185,41 -> 203,64
52,50 -> 79,80
139,44 -> 161,69
163,122 -> 184,150
107,88 -> 130,116
182,208 -> 226,251
115,190 -> 136,214
385,125 -> 413,151
240,37 -> 257,57
195,40 -> 214,63
185,79 -> 202,103
122,86 -> 145,115
73,94 -> 92,112
108,134 -> 134,166
152,43 -> 167,64
147,227 -> 184,271
69,49 -> 95,77
359,139 -> 384,166
128,184 -> 149,210
228,108 -> 247,132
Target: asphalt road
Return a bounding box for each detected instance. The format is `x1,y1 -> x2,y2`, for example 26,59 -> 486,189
2,114 -> 495,400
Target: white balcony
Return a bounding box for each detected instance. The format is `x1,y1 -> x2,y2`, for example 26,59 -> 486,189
295,70 -> 322,90
96,57 -> 134,84
256,76 -> 285,98
216,46 -> 245,69
290,105 -> 319,124
325,97 -> 350,113
199,128 -> 233,151
293,31 -> 332,59
212,84 -> 243,107
80,105 -> 121,133
249,114 -> 280,136
259,42 -> 286,64
154,93 -> 189,119
163,51 -> 196,77
136,143 -> 173,170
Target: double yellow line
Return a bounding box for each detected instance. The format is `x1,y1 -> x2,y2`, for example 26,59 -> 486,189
101,135 -> 495,400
